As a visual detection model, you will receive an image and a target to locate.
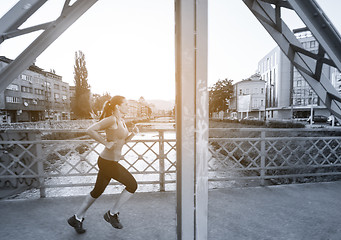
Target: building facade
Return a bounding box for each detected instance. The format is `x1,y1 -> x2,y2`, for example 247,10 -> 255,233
0,56 -> 71,123
126,97 -> 152,119
230,73 -> 266,119
257,28 -> 340,119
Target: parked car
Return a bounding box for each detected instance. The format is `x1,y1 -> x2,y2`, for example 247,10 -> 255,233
306,115 -> 328,123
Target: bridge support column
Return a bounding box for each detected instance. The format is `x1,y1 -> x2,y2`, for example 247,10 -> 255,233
175,0 -> 208,239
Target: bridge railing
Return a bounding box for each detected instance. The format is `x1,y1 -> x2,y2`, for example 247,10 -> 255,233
0,128 -> 176,198
209,128 -> 341,186
1,127 -> 341,198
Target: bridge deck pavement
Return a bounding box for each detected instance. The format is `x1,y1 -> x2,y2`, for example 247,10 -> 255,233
0,181 -> 341,240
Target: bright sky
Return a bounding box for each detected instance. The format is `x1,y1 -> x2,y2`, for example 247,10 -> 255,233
0,0 -> 340,101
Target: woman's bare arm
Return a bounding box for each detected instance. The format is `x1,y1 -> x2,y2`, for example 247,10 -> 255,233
87,116 -> 117,148
125,125 -> 139,143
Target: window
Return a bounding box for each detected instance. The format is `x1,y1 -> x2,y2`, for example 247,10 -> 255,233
35,89 -> 44,95
261,88 -> 264,94
62,95 -> 67,100
310,41 -> 316,48
6,96 -> 20,103
34,77 -> 44,85
21,86 -> 32,93
21,74 -> 32,83
239,89 -> 242,95
297,80 -> 302,87
261,100 -> 264,106
252,99 -> 258,108
6,84 -> 19,91
54,93 -> 60,99
54,84 -> 60,90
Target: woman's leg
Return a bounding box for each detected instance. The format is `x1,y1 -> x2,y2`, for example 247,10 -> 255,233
75,193 -> 97,220
68,157 -> 112,233
74,165 -> 111,219
103,161 -> 137,229
110,189 -> 133,214
109,161 -> 137,214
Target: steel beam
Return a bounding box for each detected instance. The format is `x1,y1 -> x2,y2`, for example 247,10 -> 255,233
243,0 -> 341,120
288,0 -> 341,71
0,0 -> 47,34
175,0 -> 208,239
0,0 -> 99,93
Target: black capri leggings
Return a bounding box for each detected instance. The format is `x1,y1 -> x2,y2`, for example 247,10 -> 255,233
90,157 -> 138,198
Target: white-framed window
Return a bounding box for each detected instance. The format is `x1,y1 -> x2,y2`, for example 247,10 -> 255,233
21,74 -> 32,83
6,84 -> 19,91
6,96 -> 20,103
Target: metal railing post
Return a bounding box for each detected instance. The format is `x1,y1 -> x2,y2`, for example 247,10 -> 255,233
260,130 -> 266,186
159,130 -> 165,191
35,132 -> 46,198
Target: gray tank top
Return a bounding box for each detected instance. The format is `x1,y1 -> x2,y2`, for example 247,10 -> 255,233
100,117 -> 129,161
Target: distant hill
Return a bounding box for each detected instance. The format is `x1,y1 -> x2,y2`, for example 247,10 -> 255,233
146,99 -> 175,111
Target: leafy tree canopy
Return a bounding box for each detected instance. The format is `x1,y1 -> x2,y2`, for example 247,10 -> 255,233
209,78 -> 234,115
73,50 -> 91,119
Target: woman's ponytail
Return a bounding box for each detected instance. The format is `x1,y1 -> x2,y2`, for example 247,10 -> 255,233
99,95 -> 125,120
99,100 -> 112,120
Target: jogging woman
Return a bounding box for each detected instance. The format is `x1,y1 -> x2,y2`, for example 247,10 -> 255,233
68,95 -> 139,233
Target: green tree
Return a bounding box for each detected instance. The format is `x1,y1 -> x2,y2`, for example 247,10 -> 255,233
91,92 -> 112,117
73,50 -> 91,118
209,78 -> 234,116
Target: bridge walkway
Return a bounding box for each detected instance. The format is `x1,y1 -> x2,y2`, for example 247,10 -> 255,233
0,181 -> 341,240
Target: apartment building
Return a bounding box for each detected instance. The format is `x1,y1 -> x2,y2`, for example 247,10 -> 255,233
257,28 -> 339,119
0,56 -> 71,123
126,97 -> 152,119
230,73 -> 266,119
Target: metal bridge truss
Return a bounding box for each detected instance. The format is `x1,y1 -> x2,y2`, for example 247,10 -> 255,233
0,0 -> 98,92
1,0 -> 341,120
243,0 -> 341,120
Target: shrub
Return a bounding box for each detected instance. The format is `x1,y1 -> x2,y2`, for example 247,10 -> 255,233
266,121 -> 305,128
